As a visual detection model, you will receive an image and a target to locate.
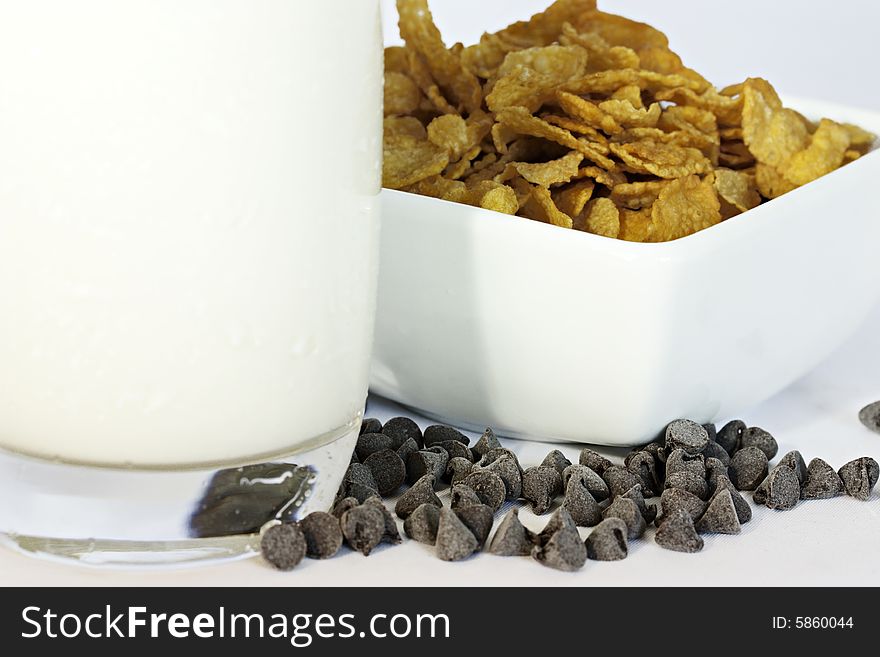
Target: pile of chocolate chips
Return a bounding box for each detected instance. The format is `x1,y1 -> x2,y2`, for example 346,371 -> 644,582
261,414 -> 878,572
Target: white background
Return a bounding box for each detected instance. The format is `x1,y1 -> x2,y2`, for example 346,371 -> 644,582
1,0 -> 879,586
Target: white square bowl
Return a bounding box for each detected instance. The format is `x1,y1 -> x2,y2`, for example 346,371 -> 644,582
370,98 -> 880,446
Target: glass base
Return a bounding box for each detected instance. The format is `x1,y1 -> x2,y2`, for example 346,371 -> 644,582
0,416 -> 360,567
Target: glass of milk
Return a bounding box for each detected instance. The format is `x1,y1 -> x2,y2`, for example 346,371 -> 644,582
0,0 -> 382,565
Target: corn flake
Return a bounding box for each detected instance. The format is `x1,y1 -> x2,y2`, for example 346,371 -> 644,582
385,116 -> 428,141
521,184 -> 575,228
583,198 -> 621,237
572,165 -> 627,188
755,163 -> 796,200
648,175 -> 721,242
783,119 -> 851,186
467,181 -> 519,215
460,34 -> 513,80
742,78 -> 810,170
501,151 -> 584,187
384,0 -> 875,242
610,180 -> 668,210
618,207 -> 653,242
557,91 -> 623,134
384,133 -> 450,189
427,115 -> 470,160
397,0 -> 483,112
713,168 -> 761,213
598,99 -> 661,128
554,179 -> 596,217
385,72 -> 422,116
495,0 -> 598,49
487,45 -> 588,112
610,141 -> 711,179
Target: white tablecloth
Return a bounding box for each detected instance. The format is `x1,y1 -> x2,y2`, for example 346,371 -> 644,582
2,301 -> 878,587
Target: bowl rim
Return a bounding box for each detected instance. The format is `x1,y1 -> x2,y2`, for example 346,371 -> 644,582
383,95 -> 880,255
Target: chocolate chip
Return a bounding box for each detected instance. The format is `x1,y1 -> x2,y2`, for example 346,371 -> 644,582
563,464 -> 609,501
703,423 -> 717,443
450,484 -> 482,513
696,489 -> 742,534
802,458 -> 844,500
343,462 -> 377,488
664,470 -> 709,500
665,419 -> 709,455
462,470 -> 506,512
761,466 -> 800,511
623,448 -> 644,467
406,449 -> 447,486
741,427 -> 778,460
522,466 -> 562,515
472,427 -> 502,457
602,497 -> 646,540
858,401 -> 880,435
563,471 -> 602,527
532,509 -> 586,572
356,433 -> 398,461
299,511 -> 343,560
655,508 -> 704,553
602,465 -> 643,499
424,424 -> 470,448
396,438 -> 419,469
642,442 -> 668,465
425,446 -> 450,480
711,474 -> 752,524
541,450 -> 572,476
489,508 -> 535,557
586,518 -> 628,562
363,449 -> 406,496
394,474 -> 442,519
445,457 -> 475,486
331,496 -> 360,520
621,484 -> 658,524
579,448 -> 612,475
717,420 -> 746,454
455,504 -> 494,548
703,441 -> 731,466
532,530 -> 587,572
261,523 -> 307,571
752,477 -> 769,506
535,507 -> 578,547
838,457 -> 879,501
705,457 -> 729,493
403,503 -> 441,545
659,488 -> 707,524
666,448 -> 706,479
339,462 -> 379,503
382,417 -> 423,449
436,508 -> 479,562
729,446 -> 769,491
626,451 -> 660,497
437,440 -> 473,462
475,455 -> 522,500
360,418 -> 383,436
362,497 -> 402,546
340,504 -> 385,556
478,448 -> 523,474
778,451 -> 808,485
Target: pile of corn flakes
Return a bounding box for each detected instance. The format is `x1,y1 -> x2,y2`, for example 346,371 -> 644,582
383,0 -> 875,242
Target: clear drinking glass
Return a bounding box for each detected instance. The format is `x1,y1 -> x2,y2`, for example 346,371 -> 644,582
0,0 -> 383,565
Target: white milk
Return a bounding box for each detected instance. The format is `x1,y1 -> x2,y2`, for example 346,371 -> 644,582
0,1 -> 383,466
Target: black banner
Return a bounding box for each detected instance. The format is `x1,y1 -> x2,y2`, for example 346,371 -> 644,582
0,587 -> 875,654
